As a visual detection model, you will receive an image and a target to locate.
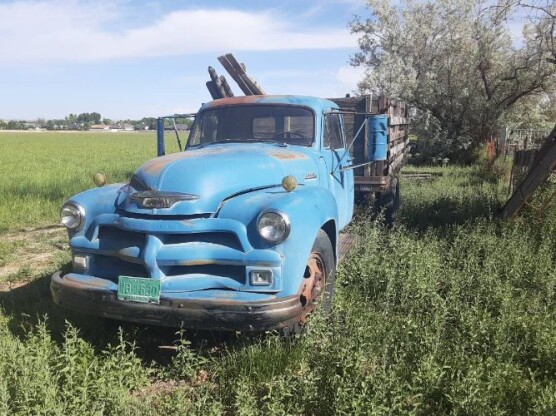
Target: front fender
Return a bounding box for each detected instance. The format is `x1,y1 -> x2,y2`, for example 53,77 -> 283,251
217,185 -> 338,297
65,183 -> 127,238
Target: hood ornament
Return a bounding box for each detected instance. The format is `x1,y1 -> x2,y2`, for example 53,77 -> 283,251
130,190 -> 199,209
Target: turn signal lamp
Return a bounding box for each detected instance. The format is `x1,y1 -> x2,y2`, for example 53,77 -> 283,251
93,172 -> 107,187
281,175 -> 297,192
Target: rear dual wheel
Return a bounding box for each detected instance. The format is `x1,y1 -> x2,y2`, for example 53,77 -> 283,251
374,176 -> 400,227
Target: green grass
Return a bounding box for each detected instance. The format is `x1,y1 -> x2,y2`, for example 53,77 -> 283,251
0,131 -> 181,233
0,132 -> 554,415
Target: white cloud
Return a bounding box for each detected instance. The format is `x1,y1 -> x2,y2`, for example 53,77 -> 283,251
0,1 -> 356,65
336,65 -> 365,92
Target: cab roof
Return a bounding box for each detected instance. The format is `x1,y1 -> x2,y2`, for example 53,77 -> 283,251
200,95 -> 339,113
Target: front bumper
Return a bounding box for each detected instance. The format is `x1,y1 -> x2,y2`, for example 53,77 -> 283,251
50,271 -> 303,331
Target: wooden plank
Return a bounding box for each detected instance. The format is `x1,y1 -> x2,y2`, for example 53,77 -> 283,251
226,54 -> 266,95
389,117 -> 409,126
501,126 -> 556,219
401,173 -> 434,180
355,175 -> 389,185
219,75 -> 234,97
364,95 -> 371,175
370,97 -> 380,113
205,81 -> 220,100
338,233 -> 356,263
208,66 -> 227,98
217,54 -> 254,95
389,129 -> 407,143
240,74 -> 266,96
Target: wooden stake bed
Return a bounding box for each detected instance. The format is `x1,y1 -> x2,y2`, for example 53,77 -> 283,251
329,95 -> 410,195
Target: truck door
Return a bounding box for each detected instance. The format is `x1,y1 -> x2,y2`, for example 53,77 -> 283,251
320,112 -> 354,229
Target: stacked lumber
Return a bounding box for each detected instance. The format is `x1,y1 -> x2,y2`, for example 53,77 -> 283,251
205,53 -> 266,99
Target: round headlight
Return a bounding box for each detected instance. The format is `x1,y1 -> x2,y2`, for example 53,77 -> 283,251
257,210 -> 290,244
61,203 -> 84,230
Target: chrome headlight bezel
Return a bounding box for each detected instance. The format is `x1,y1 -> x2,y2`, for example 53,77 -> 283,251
256,209 -> 290,244
60,202 -> 85,231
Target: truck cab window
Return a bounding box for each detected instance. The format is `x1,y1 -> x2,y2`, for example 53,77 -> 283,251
189,114 -> 218,146
188,105 -> 315,147
325,113 -> 345,149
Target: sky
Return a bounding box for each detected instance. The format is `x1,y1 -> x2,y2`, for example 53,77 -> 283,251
0,0 -> 368,121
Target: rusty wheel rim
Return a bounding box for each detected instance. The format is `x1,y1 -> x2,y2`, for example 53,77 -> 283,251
299,252 -> 326,324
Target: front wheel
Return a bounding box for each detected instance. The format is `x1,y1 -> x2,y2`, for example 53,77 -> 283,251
283,230 -> 335,335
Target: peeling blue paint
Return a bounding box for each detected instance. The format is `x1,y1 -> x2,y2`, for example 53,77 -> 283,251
54,95 -> 355,329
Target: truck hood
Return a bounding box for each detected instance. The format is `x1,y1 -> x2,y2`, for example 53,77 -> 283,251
121,144 -> 317,216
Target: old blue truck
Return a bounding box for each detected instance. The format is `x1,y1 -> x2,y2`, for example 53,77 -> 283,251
51,94 -> 408,331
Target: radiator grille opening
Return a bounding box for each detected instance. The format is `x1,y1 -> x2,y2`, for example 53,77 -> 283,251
91,255 -> 149,281
98,227 -> 146,252
161,264 -> 245,282
162,232 -> 243,251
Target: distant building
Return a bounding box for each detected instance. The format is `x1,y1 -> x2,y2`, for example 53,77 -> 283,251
90,124 -> 110,131
109,123 -> 134,131
23,121 -> 39,129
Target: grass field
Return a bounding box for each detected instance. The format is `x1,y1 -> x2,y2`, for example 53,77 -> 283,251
0,132 -> 554,415
0,131 -> 165,233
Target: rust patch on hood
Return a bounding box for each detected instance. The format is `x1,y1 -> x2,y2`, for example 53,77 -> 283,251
269,152 -> 307,160
141,152 -> 188,176
139,147 -> 234,177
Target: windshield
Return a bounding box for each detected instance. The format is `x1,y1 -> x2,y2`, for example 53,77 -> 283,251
187,105 -> 315,148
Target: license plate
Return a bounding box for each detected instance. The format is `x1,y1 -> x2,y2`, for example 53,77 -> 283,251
117,276 -> 161,304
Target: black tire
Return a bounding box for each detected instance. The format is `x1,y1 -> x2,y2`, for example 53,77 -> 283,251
375,177 -> 400,227
386,177 -> 400,224
312,229 -> 336,313
281,230 -> 336,336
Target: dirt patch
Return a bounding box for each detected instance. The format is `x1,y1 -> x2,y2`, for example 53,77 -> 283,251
0,226 -> 68,290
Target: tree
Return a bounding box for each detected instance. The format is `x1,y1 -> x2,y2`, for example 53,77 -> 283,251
90,112 -> 101,124
351,0 -> 556,159
141,117 -> 157,130
502,92 -> 556,129
6,120 -> 25,130
66,113 -> 77,124
76,112 -> 102,124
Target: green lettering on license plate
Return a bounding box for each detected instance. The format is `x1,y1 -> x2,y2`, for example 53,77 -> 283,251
117,276 -> 161,304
